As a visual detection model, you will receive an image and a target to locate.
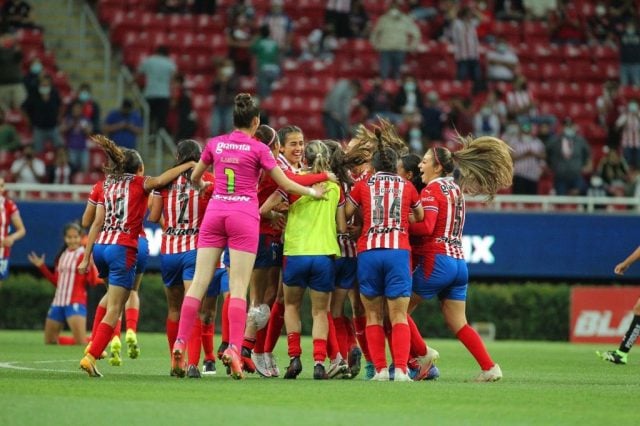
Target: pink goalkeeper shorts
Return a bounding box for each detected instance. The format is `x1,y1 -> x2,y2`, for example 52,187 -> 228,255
198,209 -> 260,254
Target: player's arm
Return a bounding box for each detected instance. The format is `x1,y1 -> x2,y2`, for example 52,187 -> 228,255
78,205 -> 105,274
614,245 -> 640,276
336,205 -> 347,234
269,166 -> 327,199
148,192 -> 163,223
4,211 -> 26,248
81,202 -> 96,229
27,252 -> 57,286
145,162 -> 196,192
259,191 -> 286,219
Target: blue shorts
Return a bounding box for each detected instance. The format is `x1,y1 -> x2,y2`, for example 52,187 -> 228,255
160,250 -> 197,288
335,257 -> 357,290
93,244 -> 137,289
358,249 -> 412,298
47,303 -> 87,322
222,247 -> 230,268
254,234 -> 283,269
137,237 -> 149,274
207,268 -> 229,297
0,257 -> 9,281
412,254 -> 468,301
283,255 -> 335,293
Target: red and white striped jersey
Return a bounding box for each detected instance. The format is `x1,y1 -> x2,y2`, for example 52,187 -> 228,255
87,180 -> 104,206
154,172 -> 214,254
0,195 -> 18,258
418,177 -> 465,259
348,172 -> 420,252
38,247 -> 101,306
618,113 -> 640,149
96,174 -> 148,249
338,182 -> 357,258
451,18 -> 479,60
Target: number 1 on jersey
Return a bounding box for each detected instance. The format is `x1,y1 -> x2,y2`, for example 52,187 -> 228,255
224,168 -> 236,194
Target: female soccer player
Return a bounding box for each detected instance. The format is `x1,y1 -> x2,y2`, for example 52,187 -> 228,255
28,222 -> 100,345
0,177 -> 26,287
171,94 -> 328,379
148,139 -> 215,377
346,129 -> 424,382
78,135 -> 196,377
260,140 -> 348,379
410,136 -> 513,382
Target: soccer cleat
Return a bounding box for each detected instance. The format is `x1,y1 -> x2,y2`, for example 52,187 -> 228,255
202,359 -> 217,376
241,346 -> 256,373
597,350 -> 628,365
347,346 -> 362,379
265,352 -> 280,377
217,341 -> 229,361
252,352 -> 272,378
393,368 -> 413,382
187,364 -> 201,378
313,363 -> 328,380
327,358 -> 350,379
475,363 -> 503,382
171,339 -> 187,378
125,329 -> 140,359
415,348 -> 440,381
371,367 -> 390,381
283,356 -> 302,379
108,335 -> 122,367
222,346 -> 244,380
84,341 -> 107,359
364,361 -> 375,380
80,354 -> 103,377
425,365 -> 440,381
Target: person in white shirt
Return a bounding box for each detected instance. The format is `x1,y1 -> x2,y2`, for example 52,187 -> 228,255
486,39 -> 518,82
10,144 -> 45,183
136,45 -> 177,134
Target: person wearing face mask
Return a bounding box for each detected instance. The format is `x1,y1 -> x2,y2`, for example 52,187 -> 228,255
507,122 -> 546,195
23,58 -> 42,93
10,143 -> 46,183
21,73 -> 63,153
369,1 -> 421,80
73,82 -> 101,133
0,27 -> 26,111
494,0 -> 525,21
545,118 -> 592,195
474,105 -> 501,137
587,2 -> 615,46
393,75 -> 424,116
485,38 -> 518,82
210,59 -> 239,136
616,100 -> 640,169
619,22 -> 640,88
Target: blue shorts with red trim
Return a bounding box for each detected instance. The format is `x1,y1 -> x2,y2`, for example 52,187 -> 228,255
254,234 -> 283,269
335,257 -> 357,290
47,303 -> 87,322
136,236 -> 149,274
160,250 -> 196,288
357,249 -> 411,298
412,254 -> 468,301
93,244 -> 137,290
283,255 -> 335,293
207,267 -> 229,297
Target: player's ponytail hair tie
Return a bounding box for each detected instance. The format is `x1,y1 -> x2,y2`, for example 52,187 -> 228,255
432,146 -> 442,168
266,126 -> 277,147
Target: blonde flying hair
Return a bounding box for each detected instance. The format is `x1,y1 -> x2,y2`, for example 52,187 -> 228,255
345,117 -> 408,168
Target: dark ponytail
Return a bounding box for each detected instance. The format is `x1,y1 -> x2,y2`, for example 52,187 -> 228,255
371,128 -> 397,173
233,93 -> 260,129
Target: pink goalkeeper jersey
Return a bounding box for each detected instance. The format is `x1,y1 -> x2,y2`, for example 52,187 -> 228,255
201,130 -> 277,218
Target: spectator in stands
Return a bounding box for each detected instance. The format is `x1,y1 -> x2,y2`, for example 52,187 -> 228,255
610,1 -> 637,35
300,23 -> 338,62
362,77 -> 396,122
474,104 -> 501,137
421,91 -> 445,142
251,24 -> 281,99
1,0 -> 37,31
536,121 -> 555,146
370,1 -> 421,80
325,0 -> 352,38
550,4 -> 586,45
485,39 -> 519,83
261,0 -> 293,56
523,0 -> 556,20
619,21 -> 640,88
507,121 -> 546,195
587,2 -> 616,46
23,57 -> 41,94
546,118 -> 592,195
403,112 -> 426,153
448,96 -> 474,137
407,0 -> 438,22
159,0 -> 188,14
21,73 -> 63,153
0,108 -> 20,152
190,0 -> 216,15
494,0 -> 526,21
210,59 -> 238,136
103,99 -> 143,150
506,75 -> 535,122
450,4 -> 483,87
227,0 -> 255,25
484,88 -> 508,125
322,78 -> 360,140
348,0 -> 371,38
46,146 -> 76,185
10,143 -> 45,183
170,74 -> 197,140
0,29 -> 26,111
226,12 -> 254,77
475,1 -> 495,43
596,80 -> 624,146
616,100 -> 640,170
393,74 -> 424,117
60,100 -> 91,172
137,46 -> 176,134
596,146 -> 629,197
74,82 -> 101,134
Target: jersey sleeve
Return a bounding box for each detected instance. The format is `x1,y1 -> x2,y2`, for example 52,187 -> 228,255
338,185 -> 346,207
409,186 -> 439,236
6,199 -> 18,216
284,169 -> 328,186
408,182 -> 420,209
347,181 -> 363,207
38,263 -> 58,287
88,181 -> 104,205
201,140 -> 214,165
259,145 -> 277,171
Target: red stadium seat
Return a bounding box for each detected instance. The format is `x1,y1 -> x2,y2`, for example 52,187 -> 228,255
89,148 -> 108,172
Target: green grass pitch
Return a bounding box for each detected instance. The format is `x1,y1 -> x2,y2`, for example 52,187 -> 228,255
0,330 -> 637,425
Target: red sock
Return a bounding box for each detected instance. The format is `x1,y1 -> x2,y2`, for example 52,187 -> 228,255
113,319 -> 122,338
344,316 -> 357,349
287,332 -> 302,357
125,308 -> 139,332
456,324 -> 495,370
264,301 -> 285,353
408,315 -> 427,357
243,337 -> 256,351
91,305 -> 107,341
384,320 -> 393,349
89,322 -> 114,359
326,313 -> 340,360
354,316 -> 371,362
333,316 -> 349,358
365,324 -> 387,371
228,297 -> 247,350
221,295 -> 230,344
166,318 -> 179,355
391,323 -> 410,373
201,322 -> 215,361
57,336 -> 76,345
188,318 -> 203,366
254,327 -> 267,354
313,338 -> 327,363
